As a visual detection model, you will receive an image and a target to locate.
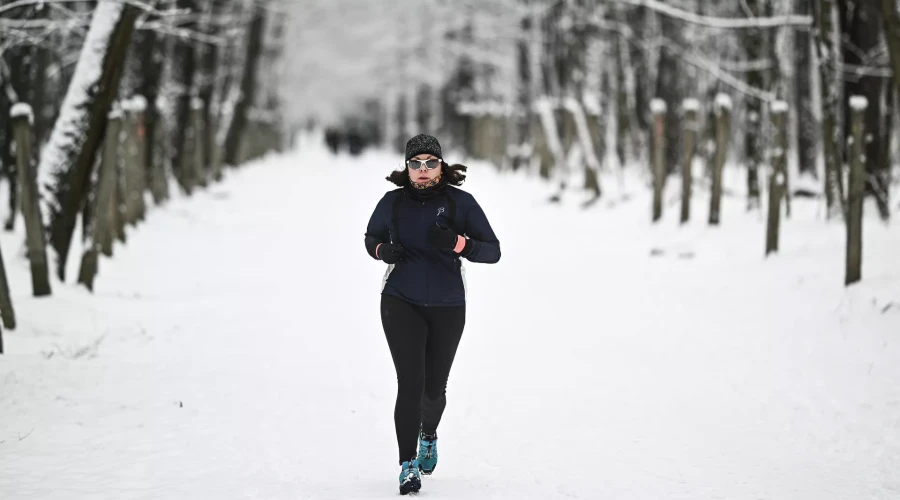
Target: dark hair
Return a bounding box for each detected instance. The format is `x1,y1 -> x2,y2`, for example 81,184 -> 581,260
386,161 -> 468,187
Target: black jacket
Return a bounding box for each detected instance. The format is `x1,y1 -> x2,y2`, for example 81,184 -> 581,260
364,180 -> 500,307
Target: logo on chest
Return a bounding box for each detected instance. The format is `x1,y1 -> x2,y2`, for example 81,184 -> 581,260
437,207 -> 445,217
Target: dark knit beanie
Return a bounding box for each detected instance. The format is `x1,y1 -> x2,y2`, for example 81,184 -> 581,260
405,134 -> 442,161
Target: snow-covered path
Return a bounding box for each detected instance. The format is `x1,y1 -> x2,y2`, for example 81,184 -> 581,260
2,144 -> 899,499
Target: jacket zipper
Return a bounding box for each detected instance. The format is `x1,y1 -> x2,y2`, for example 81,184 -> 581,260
420,198 -> 428,306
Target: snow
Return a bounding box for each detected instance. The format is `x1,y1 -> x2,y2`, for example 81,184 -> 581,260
456,101 -> 513,116
771,100 -> 789,114
121,96 -> 148,114
581,92 -> 602,115
10,103 -> 34,125
130,95 -> 147,112
682,98 -> 700,112
715,93 -> 734,110
2,139 -> 899,499
532,97 -> 565,168
562,96 -> 602,171
650,98 -> 667,114
37,0 -> 124,228
850,95 -> 869,111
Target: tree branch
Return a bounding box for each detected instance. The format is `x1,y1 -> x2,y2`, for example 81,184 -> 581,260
612,0 -> 813,29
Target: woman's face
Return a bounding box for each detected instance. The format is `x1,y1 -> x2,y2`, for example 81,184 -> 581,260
408,154 -> 442,184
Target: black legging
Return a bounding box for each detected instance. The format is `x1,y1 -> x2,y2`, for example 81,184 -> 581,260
380,293 -> 466,464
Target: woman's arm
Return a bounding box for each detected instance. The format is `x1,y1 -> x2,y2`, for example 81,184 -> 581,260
459,198 -> 501,264
364,193 -> 392,259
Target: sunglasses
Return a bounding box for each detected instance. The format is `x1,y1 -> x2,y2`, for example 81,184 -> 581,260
407,158 -> 441,170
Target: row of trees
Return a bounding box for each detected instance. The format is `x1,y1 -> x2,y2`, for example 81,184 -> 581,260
332,0 -> 898,223
0,0 -> 288,352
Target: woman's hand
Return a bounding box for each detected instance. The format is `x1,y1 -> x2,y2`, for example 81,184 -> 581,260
428,223 -> 466,253
376,243 -> 406,264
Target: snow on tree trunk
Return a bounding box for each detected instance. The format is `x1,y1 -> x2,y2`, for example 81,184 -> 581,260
563,96 -> 602,199
37,1 -> 139,281
534,97 -> 565,182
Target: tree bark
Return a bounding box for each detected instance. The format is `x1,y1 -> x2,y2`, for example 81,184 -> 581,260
37,2 -> 139,281
840,0 -> 887,220
795,0 -> 818,178
134,25 -> 165,203
651,100 -> 666,222
846,97 -> 867,285
12,111 -> 51,297
681,101 -> 699,224
709,95 -> 732,226
223,4 -> 266,167
171,0 -> 199,193
654,14 -> 682,175
766,103 -> 788,255
813,0 -> 846,219
877,0 -> 900,218
199,0 -> 229,176
742,0 -> 774,211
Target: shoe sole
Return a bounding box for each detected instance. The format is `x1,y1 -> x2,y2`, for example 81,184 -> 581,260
399,476 -> 421,495
418,465 -> 435,475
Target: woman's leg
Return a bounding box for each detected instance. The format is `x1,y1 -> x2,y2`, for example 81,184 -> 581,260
380,294 -> 429,464
420,304 -> 466,436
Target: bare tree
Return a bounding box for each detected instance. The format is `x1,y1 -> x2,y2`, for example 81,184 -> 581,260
37,1 -> 140,280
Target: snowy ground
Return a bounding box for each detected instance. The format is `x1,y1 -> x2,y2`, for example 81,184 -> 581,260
1,139 -> 899,499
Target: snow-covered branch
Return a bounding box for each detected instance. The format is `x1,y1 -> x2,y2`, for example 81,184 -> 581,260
38,0 -> 128,228
611,0 -> 813,29
0,0 -> 160,17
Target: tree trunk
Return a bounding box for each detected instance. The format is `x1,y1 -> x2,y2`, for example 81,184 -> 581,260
766,102 -> 789,255
37,1 -> 139,281
614,3 -> 642,164
628,6 -> 650,137
710,95 -> 732,225
841,0 -> 887,220
651,100 -> 666,222
513,12 -> 533,171
200,0 -> 228,176
654,13 -> 681,174
878,0 -> 900,218
223,4 -> 266,167
12,110 -> 51,297
171,0 -> 199,193
742,0 -> 772,211
682,100 -> 699,224
134,26 -> 166,203
78,112 -> 121,290
795,0 -> 817,178
813,0 -> 846,219
846,96 -> 867,285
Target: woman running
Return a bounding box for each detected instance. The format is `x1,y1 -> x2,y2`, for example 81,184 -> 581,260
364,134 -> 501,494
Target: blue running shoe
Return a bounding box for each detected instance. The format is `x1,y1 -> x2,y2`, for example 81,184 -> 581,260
399,458 -> 421,495
417,433 -> 438,475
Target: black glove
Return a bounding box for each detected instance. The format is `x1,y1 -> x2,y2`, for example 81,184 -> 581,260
428,223 -> 460,251
377,243 -> 406,264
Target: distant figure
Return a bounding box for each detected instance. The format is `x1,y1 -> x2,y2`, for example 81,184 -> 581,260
363,134 -> 501,495
324,127 -> 341,154
346,127 -> 364,156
